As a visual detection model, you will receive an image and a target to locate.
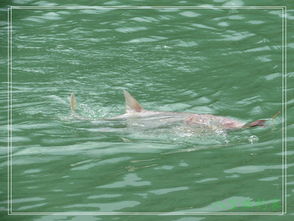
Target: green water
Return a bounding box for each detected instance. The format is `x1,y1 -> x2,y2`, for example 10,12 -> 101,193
1,1 -> 293,221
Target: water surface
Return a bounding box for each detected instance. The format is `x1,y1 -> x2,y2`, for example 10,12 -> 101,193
0,1 -> 292,221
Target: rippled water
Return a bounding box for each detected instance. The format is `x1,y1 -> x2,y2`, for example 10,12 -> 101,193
1,1 -> 293,221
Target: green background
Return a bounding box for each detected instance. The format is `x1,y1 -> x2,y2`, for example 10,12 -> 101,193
0,0 -> 293,221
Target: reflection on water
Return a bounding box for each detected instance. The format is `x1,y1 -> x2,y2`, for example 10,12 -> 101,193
182,196 -> 280,212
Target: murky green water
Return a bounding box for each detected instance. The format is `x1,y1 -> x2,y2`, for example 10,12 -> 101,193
1,1 -> 293,221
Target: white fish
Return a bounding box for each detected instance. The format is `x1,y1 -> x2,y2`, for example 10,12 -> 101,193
70,90 -> 268,131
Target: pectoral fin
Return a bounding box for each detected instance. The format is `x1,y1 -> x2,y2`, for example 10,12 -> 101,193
123,90 -> 143,113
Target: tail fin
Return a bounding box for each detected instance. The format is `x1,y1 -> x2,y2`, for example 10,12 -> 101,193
271,111 -> 280,119
68,93 -> 89,120
70,93 -> 77,112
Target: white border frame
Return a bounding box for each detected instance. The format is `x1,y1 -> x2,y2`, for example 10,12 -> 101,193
7,5 -> 287,216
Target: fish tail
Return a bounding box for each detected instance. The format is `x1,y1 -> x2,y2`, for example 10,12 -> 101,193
271,111 -> 280,119
70,93 -> 77,112
68,94 -> 91,121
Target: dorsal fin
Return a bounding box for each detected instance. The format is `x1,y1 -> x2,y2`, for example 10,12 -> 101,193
123,90 -> 143,113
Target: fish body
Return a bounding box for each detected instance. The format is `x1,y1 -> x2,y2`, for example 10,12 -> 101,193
110,91 -> 250,130
70,90 -> 266,130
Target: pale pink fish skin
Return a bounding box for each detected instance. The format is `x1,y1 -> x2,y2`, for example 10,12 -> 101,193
119,90 -> 246,130
111,110 -> 245,130
184,114 -> 245,130
69,91 -> 252,130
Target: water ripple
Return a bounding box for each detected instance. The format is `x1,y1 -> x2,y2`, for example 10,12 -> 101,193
149,186 -> 189,195
97,173 -> 151,188
224,165 -> 281,174
63,201 -> 140,211
4,6 -> 285,215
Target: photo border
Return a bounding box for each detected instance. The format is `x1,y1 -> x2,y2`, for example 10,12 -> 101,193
7,5 -> 287,216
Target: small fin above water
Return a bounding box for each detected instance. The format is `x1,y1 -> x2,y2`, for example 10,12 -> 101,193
70,93 -> 77,112
68,93 -> 90,120
271,111 -> 280,119
123,90 -> 143,113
